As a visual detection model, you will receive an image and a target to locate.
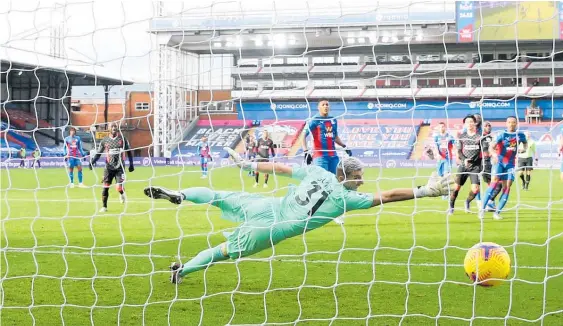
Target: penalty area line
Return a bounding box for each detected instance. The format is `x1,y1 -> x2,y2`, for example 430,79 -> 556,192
2,248 -> 563,271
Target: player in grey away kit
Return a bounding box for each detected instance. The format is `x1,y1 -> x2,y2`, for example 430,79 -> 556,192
254,130 -> 275,188
449,115 -> 482,213
91,123 -> 135,212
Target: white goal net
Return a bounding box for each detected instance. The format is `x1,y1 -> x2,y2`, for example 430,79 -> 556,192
1,0 -> 563,325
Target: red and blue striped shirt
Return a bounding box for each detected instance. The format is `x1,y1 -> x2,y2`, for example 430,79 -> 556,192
493,130 -> 527,166
305,115 -> 338,158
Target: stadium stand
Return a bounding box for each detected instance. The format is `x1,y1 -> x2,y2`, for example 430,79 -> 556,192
1,108 -> 53,130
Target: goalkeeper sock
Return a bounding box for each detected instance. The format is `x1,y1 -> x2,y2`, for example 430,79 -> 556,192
519,174 -> 525,185
181,187 -> 215,204
69,170 -> 74,183
78,170 -> 83,183
525,174 -> 531,187
264,174 -> 269,184
179,244 -> 228,277
496,187 -> 511,213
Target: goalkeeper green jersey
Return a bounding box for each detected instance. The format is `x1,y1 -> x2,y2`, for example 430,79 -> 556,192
279,165 -> 374,237
518,139 -> 536,159
222,165 -> 374,258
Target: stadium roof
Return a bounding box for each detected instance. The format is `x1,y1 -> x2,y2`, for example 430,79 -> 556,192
0,46 -> 134,86
149,1 -> 456,55
72,84 -> 152,100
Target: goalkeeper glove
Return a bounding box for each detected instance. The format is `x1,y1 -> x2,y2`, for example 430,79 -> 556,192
169,262 -> 183,284
129,165 -> 135,172
414,172 -> 454,198
344,149 -> 352,157
303,150 -> 313,165
224,147 -> 252,170
425,147 -> 435,160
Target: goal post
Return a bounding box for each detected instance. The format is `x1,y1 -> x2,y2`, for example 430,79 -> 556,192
1,1 -> 563,325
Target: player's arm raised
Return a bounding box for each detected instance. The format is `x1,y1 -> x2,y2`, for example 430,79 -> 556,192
370,173 -> 454,207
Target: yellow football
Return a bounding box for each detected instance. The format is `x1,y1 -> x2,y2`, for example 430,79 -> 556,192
464,242 -> 511,287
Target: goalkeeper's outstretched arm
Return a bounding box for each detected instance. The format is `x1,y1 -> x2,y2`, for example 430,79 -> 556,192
370,175 -> 453,208
371,188 -> 417,207
224,147 -> 293,176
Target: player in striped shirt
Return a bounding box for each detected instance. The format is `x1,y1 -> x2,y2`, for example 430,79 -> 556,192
479,116 -> 527,220
63,126 -> 87,188
433,122 -> 454,200
433,123 -> 455,173
301,99 -> 351,224
197,136 -> 212,178
302,99 -> 351,173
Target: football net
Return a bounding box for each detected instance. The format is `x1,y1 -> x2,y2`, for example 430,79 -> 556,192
1,0 -> 563,325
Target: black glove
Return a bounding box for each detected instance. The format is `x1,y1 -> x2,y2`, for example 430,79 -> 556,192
304,150 -> 313,165
64,157 -> 68,162
208,156 -> 213,162
426,147 -> 435,160
345,149 -> 352,157
129,165 -> 135,172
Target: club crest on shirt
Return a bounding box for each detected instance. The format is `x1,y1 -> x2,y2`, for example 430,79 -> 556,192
324,121 -> 334,138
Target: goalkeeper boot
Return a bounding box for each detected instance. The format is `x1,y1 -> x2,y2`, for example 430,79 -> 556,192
493,212 -> 503,220
78,183 -> 87,188
170,262 -> 183,284
70,183 -> 75,189
144,186 -> 183,205
99,207 -> 107,213
333,216 -> 344,225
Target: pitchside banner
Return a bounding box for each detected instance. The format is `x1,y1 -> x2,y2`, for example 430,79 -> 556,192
237,99 -> 563,121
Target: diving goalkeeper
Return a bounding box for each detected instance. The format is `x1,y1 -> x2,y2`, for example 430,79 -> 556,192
144,147 -> 453,284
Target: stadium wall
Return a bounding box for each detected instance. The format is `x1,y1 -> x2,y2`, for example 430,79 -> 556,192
236,99 -> 563,121
71,92 -> 154,156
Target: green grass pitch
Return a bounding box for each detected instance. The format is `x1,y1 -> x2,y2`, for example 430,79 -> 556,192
1,166 -> 562,325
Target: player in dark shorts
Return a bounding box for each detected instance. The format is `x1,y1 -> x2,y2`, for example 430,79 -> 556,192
254,130 -> 275,188
244,134 -> 257,177
449,115 -> 482,214
479,121 -> 501,211
517,131 -> 536,190
91,122 -> 135,212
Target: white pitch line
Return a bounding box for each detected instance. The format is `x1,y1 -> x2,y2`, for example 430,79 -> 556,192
2,248 -> 563,271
